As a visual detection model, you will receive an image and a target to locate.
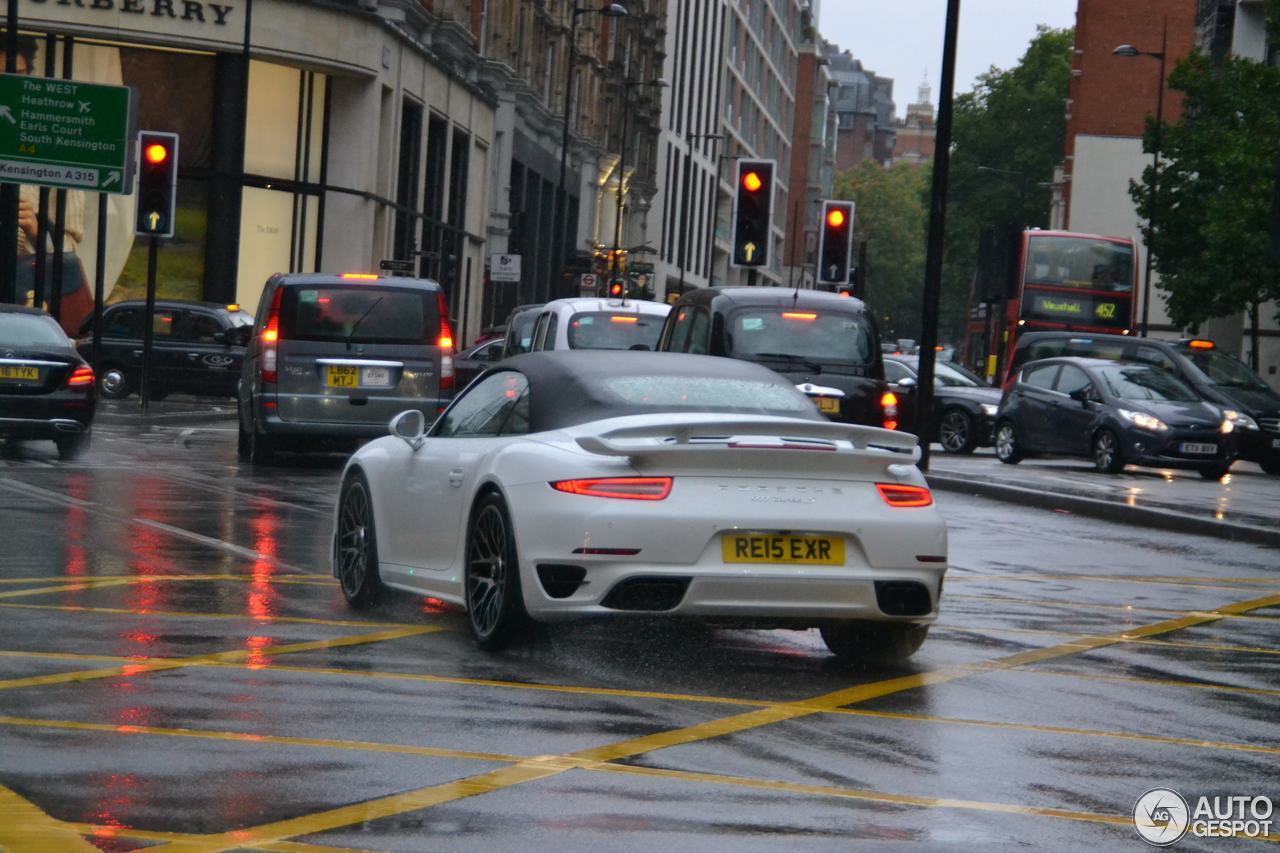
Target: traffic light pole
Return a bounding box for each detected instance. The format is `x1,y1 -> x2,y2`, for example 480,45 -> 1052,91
140,236 -> 158,414
0,0 -> 18,304
915,0 -> 961,471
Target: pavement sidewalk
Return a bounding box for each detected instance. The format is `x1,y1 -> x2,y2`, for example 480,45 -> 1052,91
927,450 -> 1280,548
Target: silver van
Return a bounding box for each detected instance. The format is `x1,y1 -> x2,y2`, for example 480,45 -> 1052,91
236,273 -> 454,464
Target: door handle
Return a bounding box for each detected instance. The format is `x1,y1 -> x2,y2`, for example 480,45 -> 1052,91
187,353 -> 200,359
131,350 -> 143,358
448,468 -> 465,487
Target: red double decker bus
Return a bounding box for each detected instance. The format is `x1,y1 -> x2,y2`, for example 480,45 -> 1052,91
988,230 -> 1137,381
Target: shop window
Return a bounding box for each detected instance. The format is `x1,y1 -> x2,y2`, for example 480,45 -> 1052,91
395,99 -> 424,261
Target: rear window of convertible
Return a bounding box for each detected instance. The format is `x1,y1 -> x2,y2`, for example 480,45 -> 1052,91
597,376 -> 817,416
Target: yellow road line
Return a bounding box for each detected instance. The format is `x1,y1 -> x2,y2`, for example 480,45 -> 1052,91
830,707 -> 1280,756
946,593 -> 1280,622
936,623 -> 1280,656
0,601 -> 431,631
0,626 -> 441,692
595,762 -> 1134,829
0,783 -> 98,852
0,650 -> 159,664
947,570 -> 1280,590
0,578 -> 137,600
67,823 -> 378,852
0,716 -> 521,765
971,662 -> 1280,700
148,760 -> 571,853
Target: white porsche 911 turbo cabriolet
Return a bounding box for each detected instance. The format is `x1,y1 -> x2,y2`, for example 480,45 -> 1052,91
332,350 -> 947,662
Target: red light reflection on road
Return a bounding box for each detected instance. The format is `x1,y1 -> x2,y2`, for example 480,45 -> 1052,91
246,512 -> 281,621
245,635 -> 272,670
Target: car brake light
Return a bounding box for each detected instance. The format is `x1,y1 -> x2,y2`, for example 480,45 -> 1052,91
610,316 -> 638,324
1187,339 -> 1214,350
437,292 -> 455,391
782,312 -> 817,321
341,273 -> 379,280
66,365 -> 94,388
881,390 -> 899,431
550,477 -> 672,500
261,287 -> 283,384
876,483 -> 933,507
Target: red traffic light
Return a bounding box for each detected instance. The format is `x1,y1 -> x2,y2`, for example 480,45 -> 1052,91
144,143 -> 169,165
742,171 -> 763,193
826,208 -> 846,228
609,282 -> 624,297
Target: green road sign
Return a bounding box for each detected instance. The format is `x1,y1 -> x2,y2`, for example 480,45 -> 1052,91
0,72 -> 133,194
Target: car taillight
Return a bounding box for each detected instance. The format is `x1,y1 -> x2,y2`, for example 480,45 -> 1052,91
876,483 -> 933,507
66,365 -> 94,388
437,292 -> 455,391
881,390 -> 899,431
260,287 -> 282,384
550,477 -> 672,500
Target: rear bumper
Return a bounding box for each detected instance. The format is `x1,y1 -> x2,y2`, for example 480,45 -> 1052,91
0,416 -> 89,439
0,396 -> 94,439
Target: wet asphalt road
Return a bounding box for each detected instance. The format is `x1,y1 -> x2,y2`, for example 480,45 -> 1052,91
0,400 -> 1277,851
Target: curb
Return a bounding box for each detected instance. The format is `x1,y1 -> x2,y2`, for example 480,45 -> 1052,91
927,473 -> 1280,549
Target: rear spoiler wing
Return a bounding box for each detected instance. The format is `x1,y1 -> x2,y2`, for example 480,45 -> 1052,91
576,417 -> 920,463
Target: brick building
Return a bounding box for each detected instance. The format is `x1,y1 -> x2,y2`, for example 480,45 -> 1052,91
892,79 -> 936,166
826,47 -> 896,170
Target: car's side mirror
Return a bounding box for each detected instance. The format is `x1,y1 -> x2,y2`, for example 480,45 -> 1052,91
1069,387 -> 1091,405
225,326 -> 252,347
389,409 -> 427,450
628,343 -> 651,351
896,377 -> 918,391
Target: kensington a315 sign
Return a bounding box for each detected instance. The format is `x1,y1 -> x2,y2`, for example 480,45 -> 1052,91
0,72 -> 134,194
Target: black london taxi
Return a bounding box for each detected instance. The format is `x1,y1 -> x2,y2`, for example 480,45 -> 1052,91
77,300 -> 254,400
657,287 -> 896,429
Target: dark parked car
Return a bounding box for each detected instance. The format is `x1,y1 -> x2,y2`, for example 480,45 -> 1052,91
1007,331 -> 1280,474
658,287 -> 895,429
454,337 -> 505,389
1,305 -> 96,460
77,300 -> 254,400
884,356 -> 1001,453
995,356 -> 1237,479
237,273 -> 454,464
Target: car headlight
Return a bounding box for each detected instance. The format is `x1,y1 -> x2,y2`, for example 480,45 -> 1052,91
1223,409 -> 1258,430
1221,419 -> 1234,434
980,403 -> 998,416
1118,408 -> 1168,432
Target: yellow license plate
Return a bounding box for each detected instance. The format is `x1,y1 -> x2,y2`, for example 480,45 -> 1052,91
326,366 -> 359,388
0,366 -> 39,381
722,534 -> 845,566
816,397 -> 840,414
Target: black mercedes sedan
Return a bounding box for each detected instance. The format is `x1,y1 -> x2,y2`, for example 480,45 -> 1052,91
0,305 -> 96,460
994,357 -> 1237,479
884,355 -> 1002,453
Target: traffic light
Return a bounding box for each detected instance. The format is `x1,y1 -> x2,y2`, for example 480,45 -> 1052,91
608,280 -> 625,298
135,131 -> 179,238
732,159 -> 775,268
818,200 -> 855,284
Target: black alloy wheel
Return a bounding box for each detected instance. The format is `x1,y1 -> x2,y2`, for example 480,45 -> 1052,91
55,428 -> 91,461
1093,429 -> 1125,474
994,421 -> 1022,465
98,365 -> 130,399
938,408 -> 977,454
465,493 -> 528,650
336,471 -> 382,607
820,621 -> 929,665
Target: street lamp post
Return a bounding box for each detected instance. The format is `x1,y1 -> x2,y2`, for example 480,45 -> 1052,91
611,77 -> 668,288
675,131 -> 723,297
1115,17 -> 1168,339
553,3 -> 628,302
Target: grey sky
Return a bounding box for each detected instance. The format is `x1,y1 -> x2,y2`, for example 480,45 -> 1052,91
817,1 -> 1079,116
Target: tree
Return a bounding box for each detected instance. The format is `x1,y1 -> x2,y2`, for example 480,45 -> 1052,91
943,27 -> 1075,339
1129,17 -> 1280,368
835,161 -> 928,340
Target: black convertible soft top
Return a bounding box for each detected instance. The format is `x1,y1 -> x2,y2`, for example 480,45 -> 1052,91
499,350 -> 824,432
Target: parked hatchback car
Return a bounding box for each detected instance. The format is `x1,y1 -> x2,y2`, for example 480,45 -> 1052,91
526,296 -> 670,352
77,300 -> 253,400
658,287 -> 894,429
1,305 -> 96,460
884,356 -> 1001,453
1007,331 -> 1280,474
995,356 -> 1237,479
237,273 -> 454,464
